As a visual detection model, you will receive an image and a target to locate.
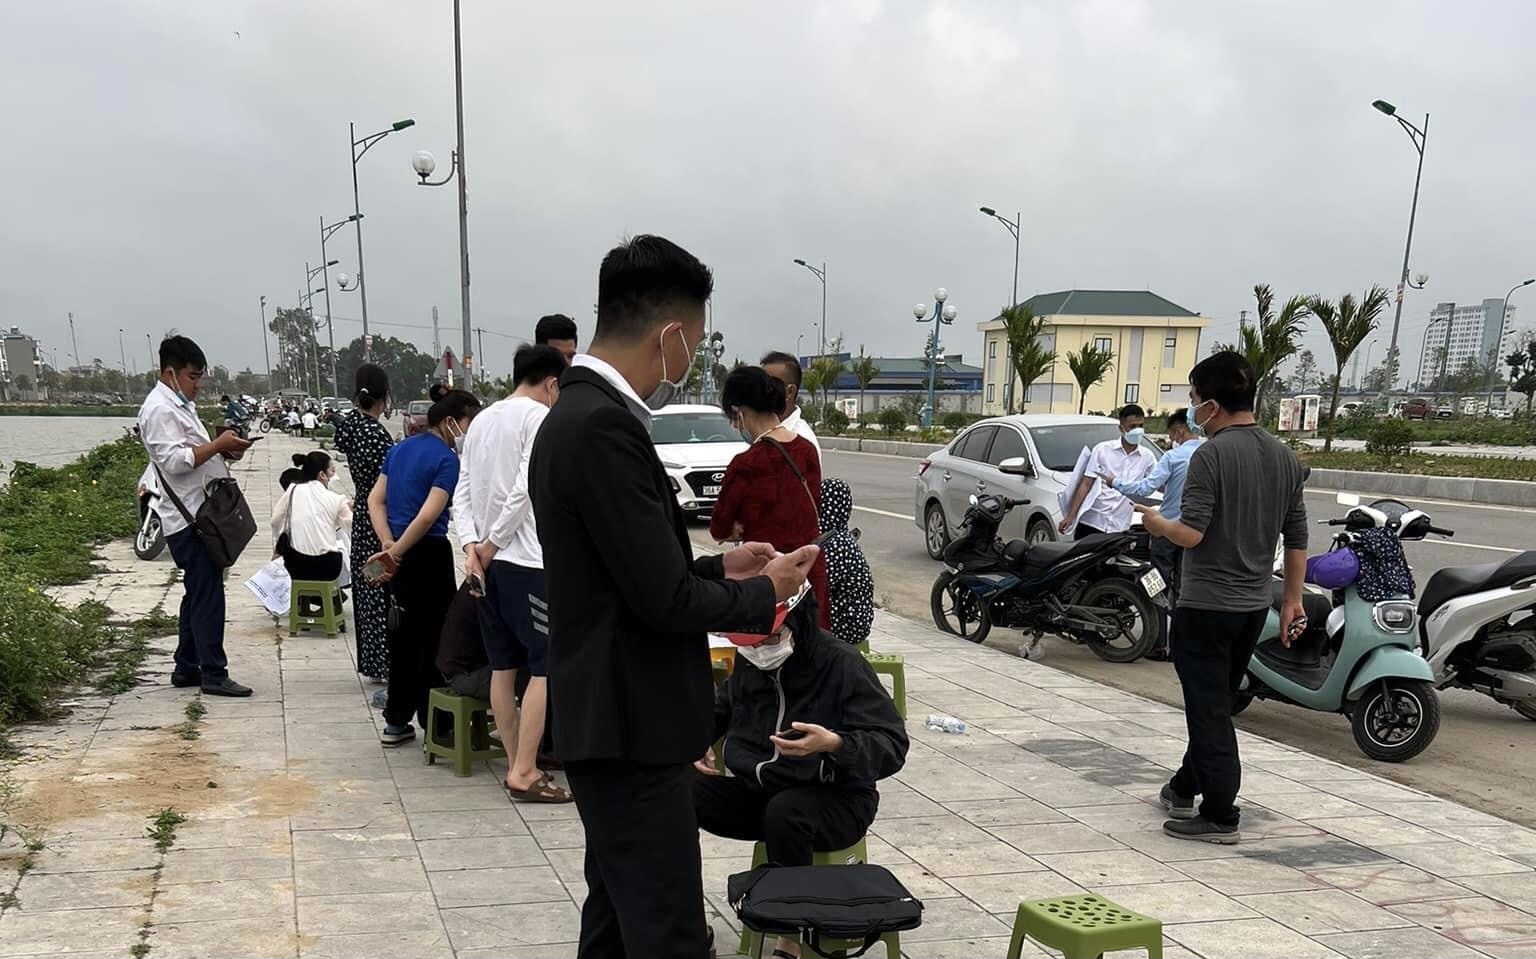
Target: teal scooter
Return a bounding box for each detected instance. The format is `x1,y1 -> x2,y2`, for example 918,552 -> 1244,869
1235,494 -> 1440,763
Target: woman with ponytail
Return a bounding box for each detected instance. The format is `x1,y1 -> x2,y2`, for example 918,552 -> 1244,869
334,364 -> 395,683
271,451 -> 352,582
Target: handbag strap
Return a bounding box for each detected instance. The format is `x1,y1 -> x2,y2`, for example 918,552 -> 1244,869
804,930 -> 881,959
761,436 -> 819,526
151,462 -> 197,526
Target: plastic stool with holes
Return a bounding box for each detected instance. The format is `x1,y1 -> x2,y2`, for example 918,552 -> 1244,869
289,580 -> 346,636
421,687 -> 505,777
738,837 -> 901,959
855,641 -> 907,720
1006,894 -> 1162,959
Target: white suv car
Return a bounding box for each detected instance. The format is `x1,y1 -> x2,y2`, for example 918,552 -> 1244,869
651,404 -> 747,520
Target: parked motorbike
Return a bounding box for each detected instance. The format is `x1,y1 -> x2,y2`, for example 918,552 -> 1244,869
1337,495 -> 1536,722
1238,493 -> 1444,762
134,471 -> 165,560
929,457 -> 1168,662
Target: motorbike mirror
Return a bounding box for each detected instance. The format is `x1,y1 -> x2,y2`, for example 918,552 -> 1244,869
998,456 -> 1034,476
1336,492 -> 1361,507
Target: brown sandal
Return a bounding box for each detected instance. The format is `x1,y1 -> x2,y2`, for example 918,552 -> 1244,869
503,773 -> 572,804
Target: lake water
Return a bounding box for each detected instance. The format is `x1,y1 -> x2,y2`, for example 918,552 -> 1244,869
0,415 -> 137,480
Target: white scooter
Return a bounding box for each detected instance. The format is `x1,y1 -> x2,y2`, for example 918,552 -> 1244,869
134,466 -> 165,560
1337,494 -> 1536,722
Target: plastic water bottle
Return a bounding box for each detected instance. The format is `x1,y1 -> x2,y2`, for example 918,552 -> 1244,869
924,714 -> 967,734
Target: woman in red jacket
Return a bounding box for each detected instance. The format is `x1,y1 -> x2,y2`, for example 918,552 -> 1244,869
710,366 -> 830,627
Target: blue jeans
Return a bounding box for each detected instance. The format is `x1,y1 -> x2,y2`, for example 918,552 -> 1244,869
166,527 -> 228,682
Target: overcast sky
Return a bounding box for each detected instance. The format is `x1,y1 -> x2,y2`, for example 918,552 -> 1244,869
5,0 -> 1533,384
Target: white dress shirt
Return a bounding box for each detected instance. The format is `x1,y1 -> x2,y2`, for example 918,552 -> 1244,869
453,395 -> 549,569
137,381 -> 228,536
571,353 -> 652,425
272,482 -> 353,556
1078,439 -> 1156,533
780,405 -> 822,463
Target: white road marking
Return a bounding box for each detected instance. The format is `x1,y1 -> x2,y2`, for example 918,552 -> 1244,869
854,505 -> 915,521
1437,540 -> 1521,554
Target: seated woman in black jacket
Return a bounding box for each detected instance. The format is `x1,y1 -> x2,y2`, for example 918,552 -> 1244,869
694,592 -> 908,955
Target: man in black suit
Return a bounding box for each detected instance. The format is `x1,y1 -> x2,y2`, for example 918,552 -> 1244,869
531,235 -> 818,958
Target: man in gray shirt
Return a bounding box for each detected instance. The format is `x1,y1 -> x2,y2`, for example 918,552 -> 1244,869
1137,351 -> 1307,843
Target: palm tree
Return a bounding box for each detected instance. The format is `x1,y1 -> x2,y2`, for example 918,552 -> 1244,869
1066,344 -> 1115,414
1311,285 -> 1389,452
850,349 -> 880,424
1224,284 -> 1312,417
809,355 -> 845,421
1000,305 -> 1057,413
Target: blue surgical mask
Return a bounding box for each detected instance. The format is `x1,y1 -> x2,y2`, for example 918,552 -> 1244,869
1190,399 -> 1216,436
1124,427 -> 1146,447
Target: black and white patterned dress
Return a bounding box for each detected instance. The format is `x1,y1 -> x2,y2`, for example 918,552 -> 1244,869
819,478 -> 875,646
335,409 -> 394,679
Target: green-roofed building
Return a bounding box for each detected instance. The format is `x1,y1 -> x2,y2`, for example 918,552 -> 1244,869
978,290 -> 1212,415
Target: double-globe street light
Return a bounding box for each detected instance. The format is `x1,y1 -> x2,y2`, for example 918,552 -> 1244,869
979,205 -> 1022,411
318,213 -> 363,398
411,0 -> 473,380
299,265 -> 332,395
1489,278 -> 1536,407
1372,98 -> 1430,393
792,259 -> 827,358
350,117 -> 416,361
914,288 -> 957,428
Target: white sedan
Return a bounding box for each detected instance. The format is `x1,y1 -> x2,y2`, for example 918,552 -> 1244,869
651,404 -> 747,520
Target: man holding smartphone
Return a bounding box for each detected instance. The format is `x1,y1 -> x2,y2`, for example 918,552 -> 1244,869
453,344 -> 570,803
1136,351 -> 1308,844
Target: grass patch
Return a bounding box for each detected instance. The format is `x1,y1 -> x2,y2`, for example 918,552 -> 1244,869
1300,450 -> 1536,481
0,404 -> 140,418
146,808 -> 186,852
176,700 -> 206,741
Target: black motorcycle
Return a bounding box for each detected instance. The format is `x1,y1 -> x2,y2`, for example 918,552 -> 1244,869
930,492 -> 1168,662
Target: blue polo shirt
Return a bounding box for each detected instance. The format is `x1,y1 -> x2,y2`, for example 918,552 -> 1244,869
380,432 -> 459,539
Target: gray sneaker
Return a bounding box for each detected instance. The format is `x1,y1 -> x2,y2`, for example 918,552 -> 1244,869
1159,783 -> 1196,820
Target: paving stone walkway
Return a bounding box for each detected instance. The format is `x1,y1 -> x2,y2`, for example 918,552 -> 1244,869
4,436 -> 1536,958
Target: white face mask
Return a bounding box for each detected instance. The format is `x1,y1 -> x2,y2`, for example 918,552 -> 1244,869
738,633 -> 794,671
643,326 -> 691,410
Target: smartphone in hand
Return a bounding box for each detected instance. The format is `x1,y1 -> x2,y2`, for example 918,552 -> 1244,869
362,558 -> 388,583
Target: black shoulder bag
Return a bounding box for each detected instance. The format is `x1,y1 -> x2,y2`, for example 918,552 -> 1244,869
154,464 -> 258,569
728,863 -> 923,958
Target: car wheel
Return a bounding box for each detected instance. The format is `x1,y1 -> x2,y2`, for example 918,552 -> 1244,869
923,502 -> 950,560
1027,518 -> 1053,545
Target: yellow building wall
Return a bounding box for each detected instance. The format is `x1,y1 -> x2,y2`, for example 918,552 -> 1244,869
979,315 -> 1210,416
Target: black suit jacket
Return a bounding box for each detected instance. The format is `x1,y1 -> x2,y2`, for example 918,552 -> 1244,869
530,365 -> 777,764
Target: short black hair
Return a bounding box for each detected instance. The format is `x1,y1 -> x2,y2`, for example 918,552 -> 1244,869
159,335 -> 206,373
535,314 -> 578,345
428,389 -> 481,427
1118,404 -> 1146,422
354,363 -> 389,409
1167,407 -> 1189,430
221,394 -> 231,402
760,351 -> 803,389
1190,351 -> 1257,413
513,344 -> 567,386
428,382 -> 451,403
594,235 -> 713,344
721,366 -> 788,417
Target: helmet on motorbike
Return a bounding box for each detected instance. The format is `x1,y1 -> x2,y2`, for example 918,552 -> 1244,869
1306,547 -> 1360,590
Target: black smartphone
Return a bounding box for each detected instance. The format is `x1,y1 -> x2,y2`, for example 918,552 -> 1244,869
812,530 -> 836,548
775,728 -> 807,741
467,573 -> 485,597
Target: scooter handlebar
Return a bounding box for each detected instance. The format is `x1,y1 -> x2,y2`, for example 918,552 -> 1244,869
1428,525 -> 1455,537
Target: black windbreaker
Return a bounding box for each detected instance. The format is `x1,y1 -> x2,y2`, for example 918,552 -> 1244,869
712,598 -> 908,792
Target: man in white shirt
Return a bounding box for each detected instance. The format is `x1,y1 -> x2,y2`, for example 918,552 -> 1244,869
761,351 -> 821,463
137,336 -> 254,697
1059,404 -> 1156,539
455,344 -> 571,802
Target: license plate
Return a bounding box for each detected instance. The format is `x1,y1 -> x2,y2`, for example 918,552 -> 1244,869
703,485 -> 721,497
1140,568 -> 1166,597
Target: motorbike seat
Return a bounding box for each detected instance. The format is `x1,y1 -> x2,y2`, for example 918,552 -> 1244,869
1003,539 -> 1031,565
1263,581 -> 1334,668
1019,533 -> 1127,570
1268,580 -> 1334,631
1418,552 -> 1536,617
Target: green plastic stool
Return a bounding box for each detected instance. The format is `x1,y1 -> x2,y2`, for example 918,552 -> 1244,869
422,687 -> 505,777
856,641 -> 907,720
738,837 -> 900,959
1006,894 -> 1162,959
289,580 -> 346,636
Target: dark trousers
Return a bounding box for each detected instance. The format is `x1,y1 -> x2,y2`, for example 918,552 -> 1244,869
1074,522 -> 1110,540
565,760 -> 705,959
282,548 -> 344,582
1148,537 -> 1183,653
1168,606 -> 1267,826
384,536 -> 455,728
692,772 -> 877,867
166,528 -> 227,681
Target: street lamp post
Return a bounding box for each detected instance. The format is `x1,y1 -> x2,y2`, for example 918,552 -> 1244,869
1418,316 -> 1445,394
350,116 -> 416,361
1372,98 -> 1430,394
299,271 -> 328,395
914,288 -> 957,428
979,205 -> 1022,411
319,214 -> 362,400
145,333 -> 153,384
411,0 -> 472,378
258,295 -> 271,392
117,328 -> 128,379
1488,278 -> 1535,409
792,259 -> 827,357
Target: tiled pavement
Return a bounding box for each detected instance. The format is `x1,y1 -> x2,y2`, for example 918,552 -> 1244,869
4,437 -> 1536,958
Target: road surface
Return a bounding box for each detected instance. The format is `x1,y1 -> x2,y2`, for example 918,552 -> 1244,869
696,447 -> 1536,826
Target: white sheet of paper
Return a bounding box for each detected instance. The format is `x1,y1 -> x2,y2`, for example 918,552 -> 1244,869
1056,445 -> 1095,536
245,558 -> 292,616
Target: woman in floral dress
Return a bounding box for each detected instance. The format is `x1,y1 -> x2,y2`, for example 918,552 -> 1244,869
333,364 -> 394,682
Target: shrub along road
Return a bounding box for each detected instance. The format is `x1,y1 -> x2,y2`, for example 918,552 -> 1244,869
696,447 -> 1536,826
